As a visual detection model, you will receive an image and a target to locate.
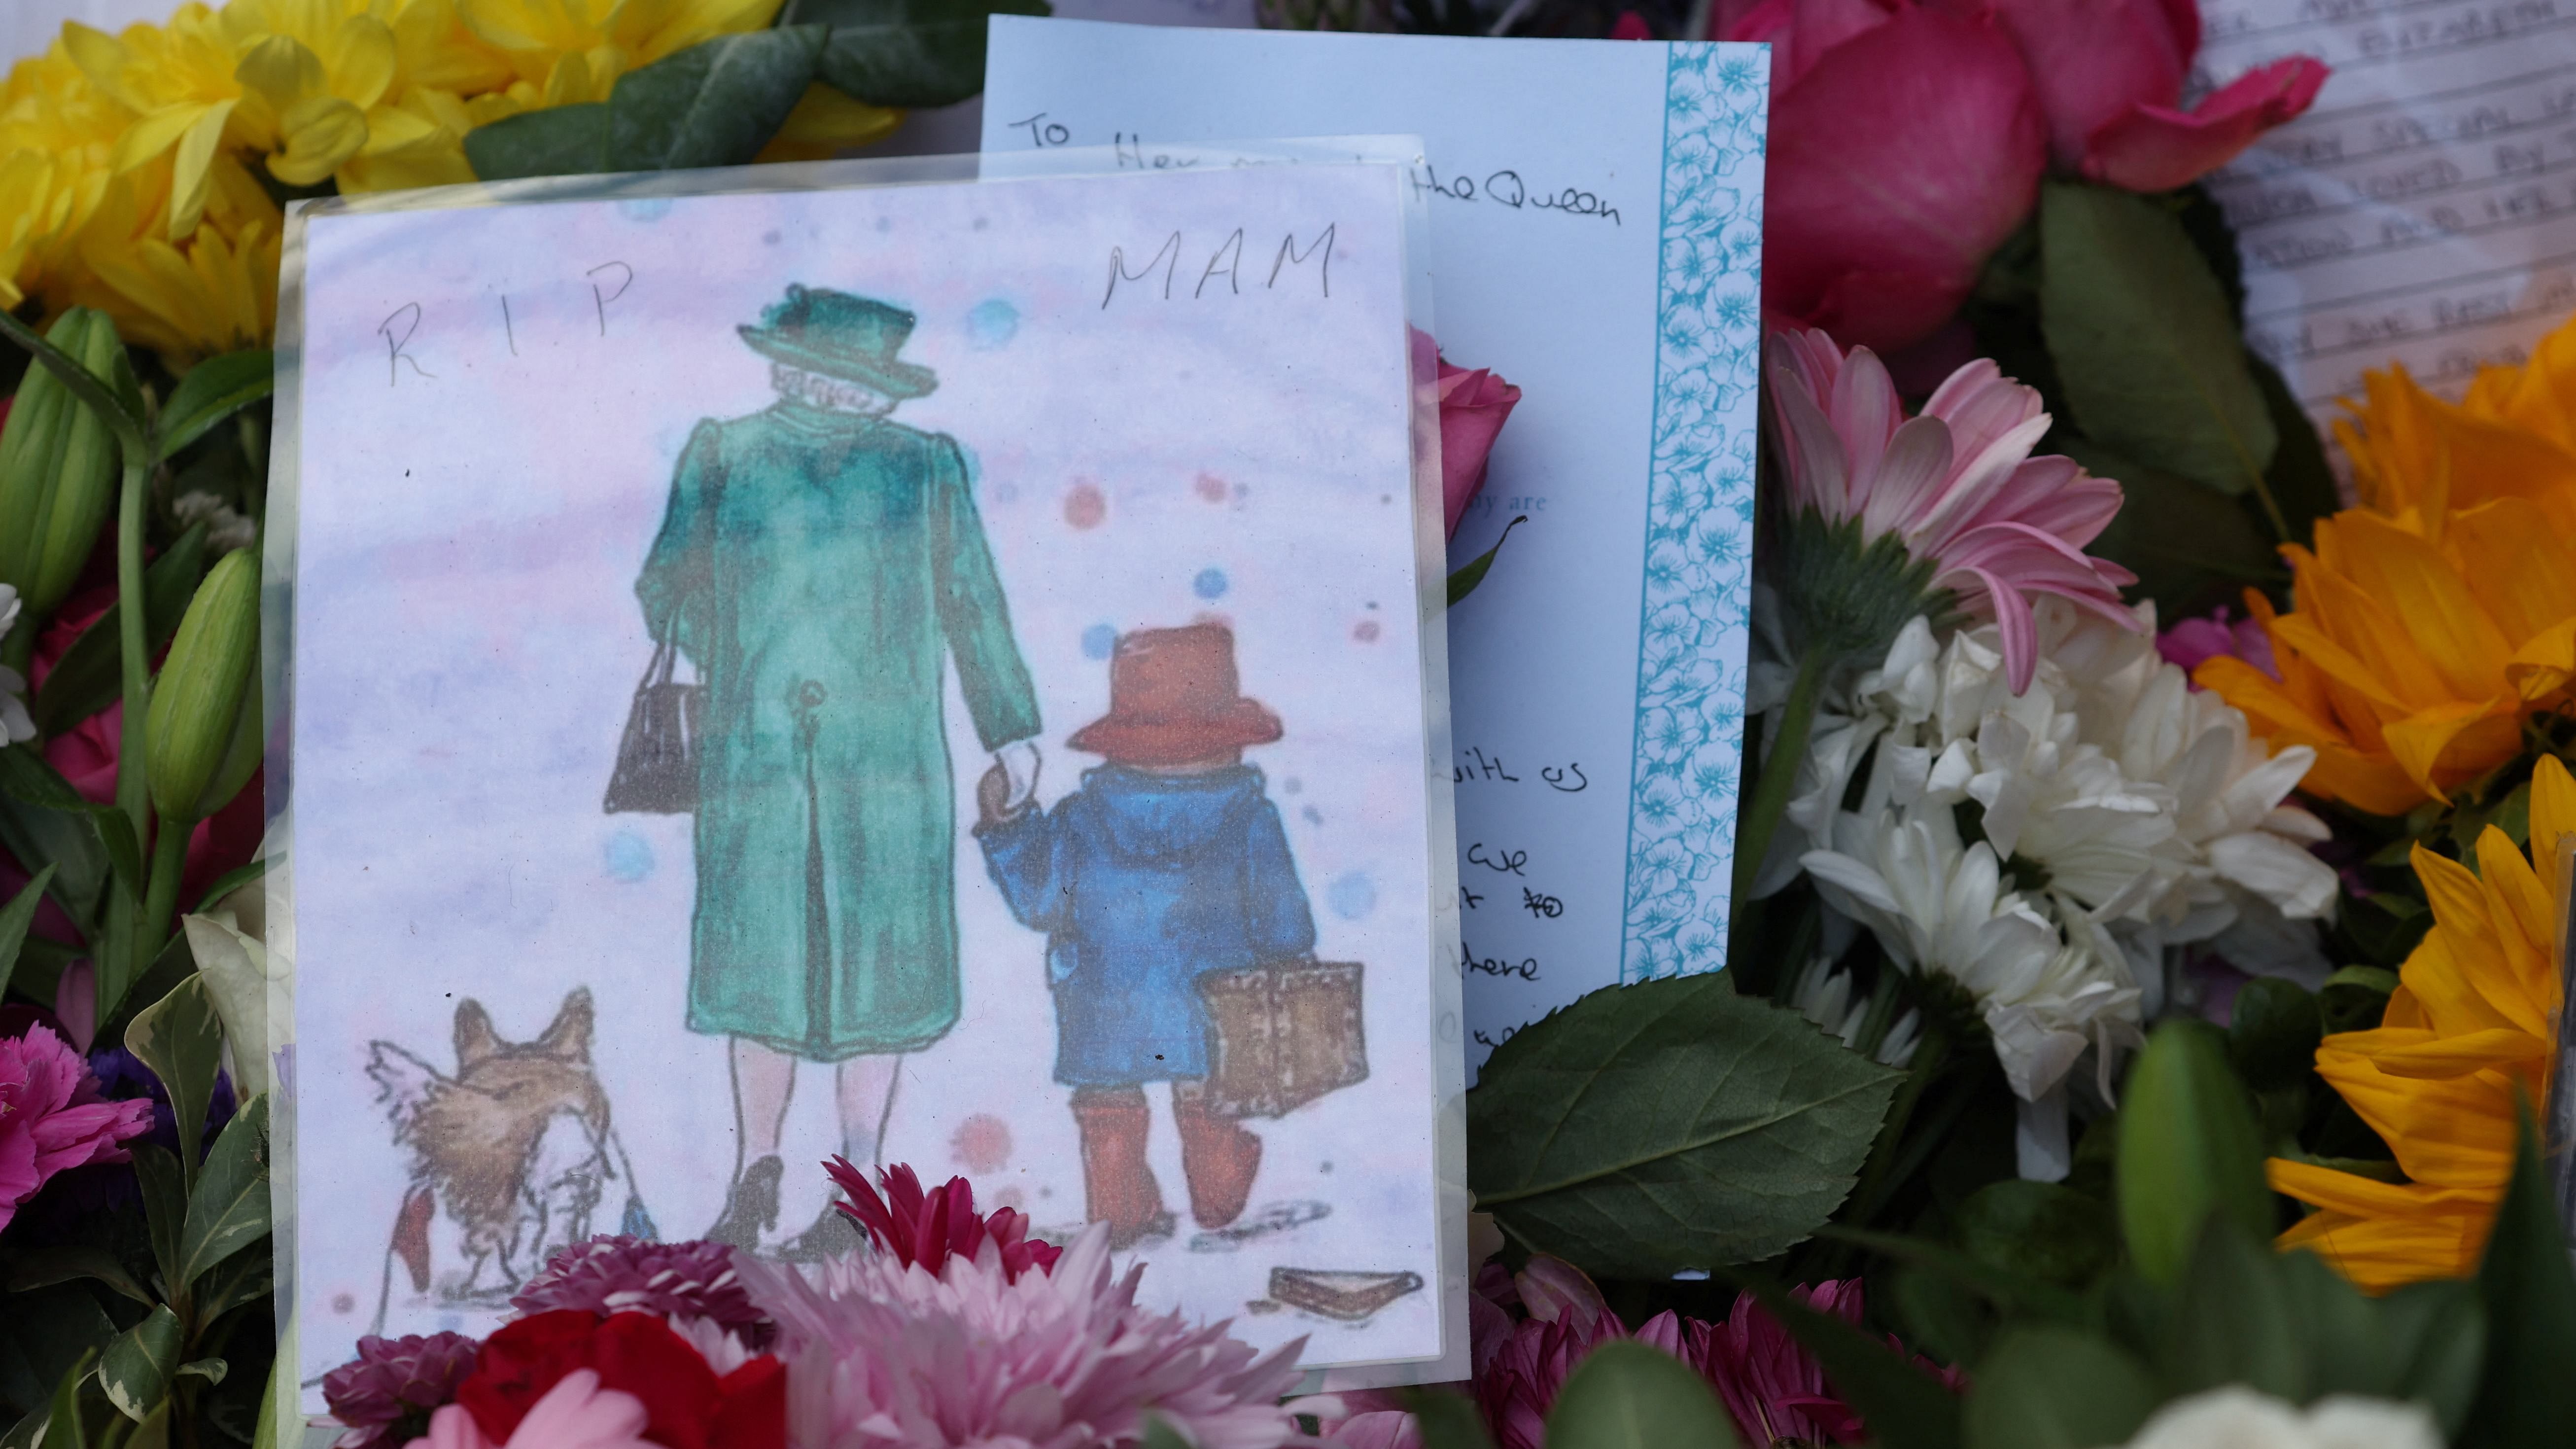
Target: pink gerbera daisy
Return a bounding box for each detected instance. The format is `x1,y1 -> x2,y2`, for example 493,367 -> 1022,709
1768,328 -> 2137,694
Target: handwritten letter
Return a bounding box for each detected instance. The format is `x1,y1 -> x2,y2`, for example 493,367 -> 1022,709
2195,0 -> 2576,419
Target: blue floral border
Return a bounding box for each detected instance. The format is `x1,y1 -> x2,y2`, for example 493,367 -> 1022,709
1619,44 -> 1767,984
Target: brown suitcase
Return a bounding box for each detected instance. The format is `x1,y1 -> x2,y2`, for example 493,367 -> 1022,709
1195,959 -> 1367,1119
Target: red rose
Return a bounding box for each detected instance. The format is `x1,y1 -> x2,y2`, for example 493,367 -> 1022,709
456,1311 -> 784,1449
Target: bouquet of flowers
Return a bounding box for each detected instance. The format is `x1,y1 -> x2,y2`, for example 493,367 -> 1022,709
6,0 -> 2576,1444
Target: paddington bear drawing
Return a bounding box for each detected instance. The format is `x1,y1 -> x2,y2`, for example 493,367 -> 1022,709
975,623 -> 1318,1248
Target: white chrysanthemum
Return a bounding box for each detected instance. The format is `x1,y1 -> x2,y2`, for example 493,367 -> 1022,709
2121,1386 -> 2437,1449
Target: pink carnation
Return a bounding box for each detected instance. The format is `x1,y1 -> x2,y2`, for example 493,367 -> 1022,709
738,1221 -> 1305,1449
0,1025 -> 153,1231
1769,328 -> 2137,693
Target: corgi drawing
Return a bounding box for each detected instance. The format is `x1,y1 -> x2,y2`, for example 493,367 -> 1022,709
366,988 -> 635,1311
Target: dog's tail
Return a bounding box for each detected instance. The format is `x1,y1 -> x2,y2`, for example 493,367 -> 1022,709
366,1040 -> 447,1144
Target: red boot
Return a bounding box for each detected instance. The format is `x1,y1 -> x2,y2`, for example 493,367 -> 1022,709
1174,1083 -> 1263,1230
1072,1087 -> 1174,1249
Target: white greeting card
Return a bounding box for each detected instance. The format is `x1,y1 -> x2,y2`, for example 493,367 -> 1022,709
983,22 -> 1771,1072
273,153 -> 1466,1402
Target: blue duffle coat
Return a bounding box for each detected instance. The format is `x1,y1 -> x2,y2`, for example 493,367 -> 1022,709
975,764 -> 1316,1086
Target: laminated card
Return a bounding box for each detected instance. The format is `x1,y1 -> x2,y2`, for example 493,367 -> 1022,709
273,154 -> 1465,1402
983,22 -> 1770,1071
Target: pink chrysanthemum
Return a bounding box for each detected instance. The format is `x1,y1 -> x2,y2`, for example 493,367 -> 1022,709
322,1332 -> 483,1449
825,1159 -> 1061,1283
737,1220 -> 1304,1449
511,1236 -> 774,1347
0,1024 -> 153,1232
1768,328 -> 2137,693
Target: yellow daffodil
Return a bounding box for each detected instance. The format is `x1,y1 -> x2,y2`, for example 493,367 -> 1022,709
2267,753 -> 2574,1289
2200,318 -> 2576,813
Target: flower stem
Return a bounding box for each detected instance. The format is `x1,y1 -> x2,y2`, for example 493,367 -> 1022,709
1731,644 -> 1826,919
141,811 -> 188,949
115,454 -> 150,840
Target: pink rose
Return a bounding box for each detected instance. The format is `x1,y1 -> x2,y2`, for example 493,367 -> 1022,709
1723,0 -> 2325,353
1987,0 -> 2329,192
1437,358 -> 1522,540
1733,0 -> 2049,353
0,1024 -> 154,1231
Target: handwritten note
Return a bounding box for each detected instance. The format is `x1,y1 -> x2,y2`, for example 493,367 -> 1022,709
2194,0 -> 2576,420
984,23 -> 1771,1074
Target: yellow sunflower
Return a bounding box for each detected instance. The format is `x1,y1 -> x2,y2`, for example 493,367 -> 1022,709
2199,319 -> 2576,814
2267,752 -> 2574,1289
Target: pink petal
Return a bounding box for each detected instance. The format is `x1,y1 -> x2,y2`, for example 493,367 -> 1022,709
1771,355 -> 1856,519
1961,565 -> 2040,693
55,963 -> 95,1055
1919,357 -> 2041,467
1988,0 -> 2194,169
1968,456 -> 2125,549
1762,5 -> 2047,352
1829,345 -> 1903,487
1860,415 -> 1956,540
2081,56 -> 2331,193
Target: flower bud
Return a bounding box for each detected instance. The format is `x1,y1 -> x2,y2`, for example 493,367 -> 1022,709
146,550 -> 260,824
0,309 -> 124,618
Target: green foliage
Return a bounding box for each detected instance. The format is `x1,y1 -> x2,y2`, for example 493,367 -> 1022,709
143,550 -> 261,825
1449,515 -> 1525,605
2461,1111 -> 2576,1445
2114,1021 -> 2270,1286
1953,1180 -> 2119,1292
100,1308 -> 182,1422
1410,1391 -> 1498,1449
1965,1329 -> 2158,1449
1468,976 -> 1901,1276
34,523 -> 209,738
0,310 -> 123,621
2058,437 -> 2279,622
800,0 -> 1053,109
126,976 -> 228,1191
2038,183 -> 2278,506
2226,978 -> 2325,1095
1541,1342 -> 1739,1449
177,1097 -> 272,1292
153,354 -> 276,466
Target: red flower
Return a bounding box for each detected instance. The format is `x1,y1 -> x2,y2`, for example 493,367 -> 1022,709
455,1311 -> 784,1449
825,1159 -> 1061,1282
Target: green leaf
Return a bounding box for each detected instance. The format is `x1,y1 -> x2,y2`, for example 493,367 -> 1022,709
97,1306 -> 179,1422
1542,1341 -> 1738,1449
2376,1277 -> 2484,1436
36,1350 -> 96,1449
3,1245 -> 151,1306
606,27 -> 826,172
126,974 -> 224,1190
154,353 -> 272,464
178,1095 -> 270,1290
1140,1416 -> 1191,1449
183,909 -> 272,1100
2248,352 -> 2339,549
1730,1276 -> 1962,1449
174,1362 -> 225,1388
33,523 -> 208,738
1890,1262 -> 1998,1371
464,102 -> 609,181
2060,437 -> 2279,622
2226,978 -> 2324,1095
0,310 -> 148,462
1963,1328 -> 2158,1449
1448,515 -> 1525,606
0,1286 -> 114,1419
248,1339 -> 286,1449
2160,1217 -> 2301,1401
124,1400 -> 169,1449
0,748 -> 106,929
6,935 -> 80,1010
2339,894 -> 2432,971
130,1145 -> 185,1304
1954,1180 -> 2122,1293
191,853 -> 269,917
96,928 -> 199,1055
1468,977 -> 1901,1276
1409,1390 -> 1498,1449
2040,183 -> 2278,504
2114,1021 -> 2270,1286
192,1244 -> 273,1326
802,0 -> 1050,109
1818,1225 -> 2093,1326
0,864 -> 56,995
2461,1107 -> 2576,1445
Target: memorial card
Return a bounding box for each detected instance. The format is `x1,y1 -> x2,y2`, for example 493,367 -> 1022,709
985,23 -> 1771,1073
274,155 -> 1463,1402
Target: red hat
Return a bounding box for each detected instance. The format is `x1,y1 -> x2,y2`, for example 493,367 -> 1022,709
1067,624 -> 1284,766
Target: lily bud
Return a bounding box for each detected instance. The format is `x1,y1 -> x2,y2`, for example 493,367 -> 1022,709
146,550 -> 260,824
0,309 -> 123,619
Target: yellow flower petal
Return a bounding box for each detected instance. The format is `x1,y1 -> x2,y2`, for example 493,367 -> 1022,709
268,94 -> 369,186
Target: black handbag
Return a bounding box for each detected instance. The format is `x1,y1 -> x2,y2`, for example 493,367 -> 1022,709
603,637 -> 701,814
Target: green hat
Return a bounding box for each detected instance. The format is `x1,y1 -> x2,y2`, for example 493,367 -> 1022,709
738,285 -> 938,400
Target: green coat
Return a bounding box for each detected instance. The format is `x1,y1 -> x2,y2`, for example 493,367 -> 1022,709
636,398 -> 1039,1060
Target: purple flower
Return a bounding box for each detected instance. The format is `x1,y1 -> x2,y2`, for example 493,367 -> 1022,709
2157,604 -> 2278,683
321,1332 -> 482,1449
509,1236 -> 774,1348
